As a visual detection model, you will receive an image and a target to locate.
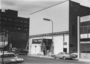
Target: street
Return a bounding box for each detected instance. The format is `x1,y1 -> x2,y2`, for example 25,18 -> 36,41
18,55 -> 89,64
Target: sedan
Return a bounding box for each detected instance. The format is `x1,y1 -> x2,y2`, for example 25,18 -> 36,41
53,52 -> 77,60
0,52 -> 24,64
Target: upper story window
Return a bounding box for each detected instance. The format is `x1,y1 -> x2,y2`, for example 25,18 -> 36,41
20,20 -> 23,23
15,20 -> 18,22
8,18 -> 12,21
24,25 -> 27,27
88,25 -> 90,33
18,28 -> 20,30
0,21 -> 1,24
80,25 -> 90,34
3,17 -> 7,20
0,17 -> 1,19
15,24 -> 18,26
24,21 -> 28,23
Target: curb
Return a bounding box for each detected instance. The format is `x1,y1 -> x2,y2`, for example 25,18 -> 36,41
28,54 -> 53,59
78,59 -> 90,63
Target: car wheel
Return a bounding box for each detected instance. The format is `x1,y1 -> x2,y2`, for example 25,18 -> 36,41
54,56 -> 56,59
70,58 -> 73,60
63,56 -> 66,60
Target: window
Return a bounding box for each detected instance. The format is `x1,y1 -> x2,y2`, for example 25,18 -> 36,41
15,20 -> 18,22
88,25 -> 90,33
24,25 -> 27,27
83,26 -> 88,33
63,42 -> 67,45
20,24 -> 23,27
0,21 -> 1,24
20,20 -> 23,23
80,27 -> 84,34
63,48 -> 67,52
3,17 -> 7,20
72,25 -> 75,35
80,26 -> 89,34
24,21 -> 28,23
18,28 -> 20,30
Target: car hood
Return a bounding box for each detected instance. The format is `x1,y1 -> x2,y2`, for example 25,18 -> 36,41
0,57 -> 24,62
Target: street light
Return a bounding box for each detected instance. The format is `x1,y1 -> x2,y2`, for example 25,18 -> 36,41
43,18 -> 54,54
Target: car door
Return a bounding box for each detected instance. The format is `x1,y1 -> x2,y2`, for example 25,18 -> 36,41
58,52 -> 63,58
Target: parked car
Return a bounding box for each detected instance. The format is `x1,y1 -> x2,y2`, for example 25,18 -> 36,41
53,52 -> 77,60
18,49 -> 28,55
0,52 -> 24,64
12,48 -> 28,55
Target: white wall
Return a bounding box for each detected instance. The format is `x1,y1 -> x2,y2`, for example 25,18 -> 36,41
29,34 -> 69,55
29,1 -> 69,35
81,15 -> 90,22
54,36 -> 63,54
30,44 -> 41,54
64,35 -> 69,53
29,37 -> 52,54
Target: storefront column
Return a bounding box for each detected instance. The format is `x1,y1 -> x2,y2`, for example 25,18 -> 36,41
77,16 -> 81,59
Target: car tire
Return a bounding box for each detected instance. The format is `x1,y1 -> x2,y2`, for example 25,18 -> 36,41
54,56 -> 56,59
63,56 -> 66,60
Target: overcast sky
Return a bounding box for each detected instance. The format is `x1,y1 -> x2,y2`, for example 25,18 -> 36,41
0,0 -> 90,18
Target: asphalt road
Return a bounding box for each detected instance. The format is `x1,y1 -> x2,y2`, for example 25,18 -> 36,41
18,55 -> 89,64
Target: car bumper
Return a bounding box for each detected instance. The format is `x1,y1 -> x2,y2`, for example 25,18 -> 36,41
4,60 -> 24,64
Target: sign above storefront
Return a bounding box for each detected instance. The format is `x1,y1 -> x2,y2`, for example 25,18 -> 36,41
81,15 -> 90,22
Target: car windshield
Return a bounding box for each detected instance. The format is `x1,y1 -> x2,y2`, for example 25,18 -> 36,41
0,54 -> 16,58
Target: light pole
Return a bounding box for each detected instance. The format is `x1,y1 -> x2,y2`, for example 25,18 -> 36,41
43,18 -> 54,54
35,46 -> 37,54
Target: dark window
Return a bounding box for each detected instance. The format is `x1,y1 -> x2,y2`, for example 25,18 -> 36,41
63,48 -> 67,52
32,39 -> 42,44
80,27 -> 84,34
83,26 -> 88,33
72,25 -> 75,35
88,25 -> 90,33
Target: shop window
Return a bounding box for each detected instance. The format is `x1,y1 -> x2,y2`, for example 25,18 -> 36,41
63,48 -> 67,52
64,42 -> 67,45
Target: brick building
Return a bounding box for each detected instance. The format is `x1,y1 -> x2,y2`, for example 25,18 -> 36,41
0,9 -> 29,50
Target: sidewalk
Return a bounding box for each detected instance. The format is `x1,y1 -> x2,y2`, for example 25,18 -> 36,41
28,54 -> 53,59
28,54 -> 90,63
78,58 -> 90,63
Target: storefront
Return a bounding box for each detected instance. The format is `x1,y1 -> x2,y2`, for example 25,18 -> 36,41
78,15 -> 90,59
29,32 -> 69,55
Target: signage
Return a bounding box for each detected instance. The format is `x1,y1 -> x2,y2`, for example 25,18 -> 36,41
0,41 -> 8,47
81,15 -> 90,22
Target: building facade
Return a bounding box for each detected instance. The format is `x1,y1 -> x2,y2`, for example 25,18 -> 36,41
79,15 -> 90,59
0,9 -> 29,50
29,31 -> 69,55
29,1 -> 90,60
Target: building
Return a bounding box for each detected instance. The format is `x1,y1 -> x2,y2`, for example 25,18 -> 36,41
29,0 -> 90,60
79,15 -> 90,59
29,31 -> 69,55
0,9 -> 29,50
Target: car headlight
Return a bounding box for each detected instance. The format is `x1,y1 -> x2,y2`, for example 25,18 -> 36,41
16,58 -> 24,61
10,59 -> 16,61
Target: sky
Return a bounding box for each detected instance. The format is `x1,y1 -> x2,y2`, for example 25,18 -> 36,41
0,0 -> 90,18
0,0 -> 90,35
